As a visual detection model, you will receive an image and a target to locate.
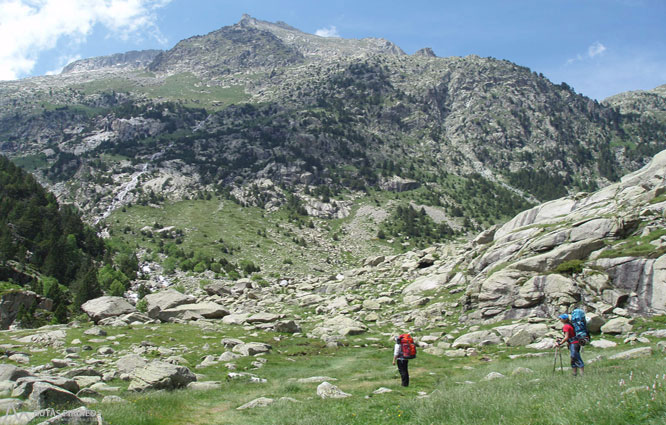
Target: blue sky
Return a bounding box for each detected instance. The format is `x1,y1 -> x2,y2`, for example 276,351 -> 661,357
1,0 -> 665,100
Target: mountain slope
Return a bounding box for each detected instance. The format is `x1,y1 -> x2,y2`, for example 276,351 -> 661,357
0,15 -> 665,244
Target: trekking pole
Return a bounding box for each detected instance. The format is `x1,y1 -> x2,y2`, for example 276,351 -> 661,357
552,347 -> 558,374
558,345 -> 564,374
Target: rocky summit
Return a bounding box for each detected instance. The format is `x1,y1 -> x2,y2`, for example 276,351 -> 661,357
0,14 -> 665,425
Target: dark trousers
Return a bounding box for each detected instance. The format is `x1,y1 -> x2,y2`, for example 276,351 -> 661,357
397,359 -> 409,387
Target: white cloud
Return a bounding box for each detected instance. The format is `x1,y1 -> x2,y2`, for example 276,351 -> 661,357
587,41 -> 607,58
315,25 -> 340,38
565,41 -> 608,65
0,0 -> 172,81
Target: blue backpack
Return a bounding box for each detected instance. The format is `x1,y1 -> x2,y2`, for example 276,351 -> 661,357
570,309 -> 590,345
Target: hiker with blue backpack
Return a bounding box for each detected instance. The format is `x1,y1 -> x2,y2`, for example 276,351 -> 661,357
393,333 -> 416,387
556,309 -> 590,377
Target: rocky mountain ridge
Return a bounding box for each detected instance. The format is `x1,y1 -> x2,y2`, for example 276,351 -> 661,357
0,15 -> 665,287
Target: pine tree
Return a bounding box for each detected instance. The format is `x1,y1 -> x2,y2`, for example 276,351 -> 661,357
72,262 -> 102,308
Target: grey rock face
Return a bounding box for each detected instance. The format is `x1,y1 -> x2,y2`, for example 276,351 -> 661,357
128,361 -> 196,392
413,47 -> 436,57
0,290 -> 52,329
380,176 -> 420,192
62,50 -> 161,73
81,296 -> 137,323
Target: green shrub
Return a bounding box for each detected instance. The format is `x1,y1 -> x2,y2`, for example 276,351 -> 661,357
136,298 -> 147,313
109,280 -> 126,296
553,259 -> 584,275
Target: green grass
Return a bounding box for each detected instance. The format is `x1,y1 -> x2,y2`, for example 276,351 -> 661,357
72,73 -> 250,111
11,153 -> 48,171
144,73 -> 249,109
599,228 -> 666,259
106,194 -> 401,278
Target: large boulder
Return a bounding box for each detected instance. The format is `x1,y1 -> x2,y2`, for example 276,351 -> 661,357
157,302 -> 229,321
310,315 -> 368,337
452,330 -> 501,348
81,296 -> 137,323
0,364 -> 31,382
28,382 -> 82,409
128,361 -> 196,392
601,317 -> 634,335
402,274 -> 449,294
144,290 -> 194,319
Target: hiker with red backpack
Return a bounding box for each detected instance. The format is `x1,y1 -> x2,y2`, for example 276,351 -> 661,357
393,333 -> 416,387
556,312 -> 587,377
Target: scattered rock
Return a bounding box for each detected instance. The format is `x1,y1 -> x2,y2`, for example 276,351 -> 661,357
274,320 -> 301,333
232,342 -> 271,356
317,381 -> 351,399
511,367 -> 534,376
102,395 -> 125,404
296,376 -> 337,384
482,372 -> 505,381
590,339 -> 617,349
187,381 -> 222,391
237,397 -> 274,410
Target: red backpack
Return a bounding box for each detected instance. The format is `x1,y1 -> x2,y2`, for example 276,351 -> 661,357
398,334 -> 416,359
